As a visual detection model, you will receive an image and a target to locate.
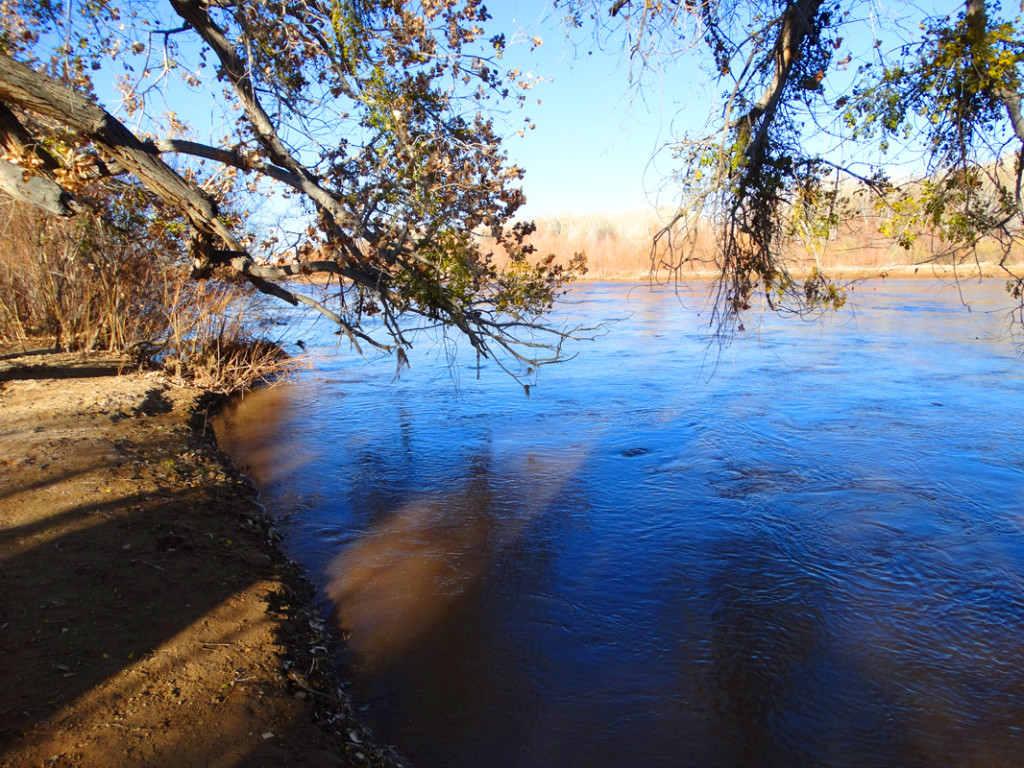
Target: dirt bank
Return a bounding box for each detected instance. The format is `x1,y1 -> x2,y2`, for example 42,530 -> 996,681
0,350 -> 404,768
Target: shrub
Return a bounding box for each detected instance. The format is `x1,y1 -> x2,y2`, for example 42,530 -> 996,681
0,194 -> 296,392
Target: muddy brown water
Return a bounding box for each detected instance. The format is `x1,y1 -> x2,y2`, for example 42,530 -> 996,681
217,280 -> 1024,768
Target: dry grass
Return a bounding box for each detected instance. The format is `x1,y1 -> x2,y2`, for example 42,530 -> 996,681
0,199 -> 171,352
160,280 -> 300,393
0,198 -> 298,392
524,210 -> 687,281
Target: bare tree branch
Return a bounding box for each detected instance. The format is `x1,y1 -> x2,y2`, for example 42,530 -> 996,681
0,157 -> 76,215
150,138 -> 305,189
167,0 -> 369,246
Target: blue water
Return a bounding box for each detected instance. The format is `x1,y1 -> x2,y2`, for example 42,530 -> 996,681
217,280 -> 1024,768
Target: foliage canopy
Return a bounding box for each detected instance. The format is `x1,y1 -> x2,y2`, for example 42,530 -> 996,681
4,0 -> 1024,368
0,0 -> 586,382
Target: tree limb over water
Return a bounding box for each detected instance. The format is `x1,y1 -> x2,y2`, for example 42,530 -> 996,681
560,0 -> 1024,336
0,0 -> 588,384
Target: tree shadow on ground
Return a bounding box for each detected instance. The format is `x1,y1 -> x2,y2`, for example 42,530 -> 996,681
0,388 -> 398,768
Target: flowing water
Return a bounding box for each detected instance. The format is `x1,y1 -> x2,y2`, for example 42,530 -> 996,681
216,280 -> 1024,768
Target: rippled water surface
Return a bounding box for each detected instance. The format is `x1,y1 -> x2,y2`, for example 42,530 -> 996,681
217,281 -> 1024,768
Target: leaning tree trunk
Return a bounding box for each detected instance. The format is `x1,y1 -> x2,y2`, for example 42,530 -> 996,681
0,54 -> 241,253
0,53 -> 390,339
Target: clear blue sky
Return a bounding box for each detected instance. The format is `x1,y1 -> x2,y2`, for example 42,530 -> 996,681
485,1 -> 698,217
487,0 -> 953,218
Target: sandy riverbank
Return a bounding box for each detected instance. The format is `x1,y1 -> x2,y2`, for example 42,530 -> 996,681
0,350 -> 404,768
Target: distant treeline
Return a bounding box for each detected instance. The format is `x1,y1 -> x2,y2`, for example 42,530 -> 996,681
520,206 -> 1024,282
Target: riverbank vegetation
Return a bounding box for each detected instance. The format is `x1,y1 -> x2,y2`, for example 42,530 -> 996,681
0,196 -> 295,393
0,0 -> 587,389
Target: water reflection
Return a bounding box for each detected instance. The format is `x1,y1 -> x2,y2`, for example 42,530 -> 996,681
326,443 -> 589,675
215,385 -> 315,488
705,528 -> 831,768
217,281 -> 1024,768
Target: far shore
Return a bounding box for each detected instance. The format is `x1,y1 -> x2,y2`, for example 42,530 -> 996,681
293,261 -> 1020,287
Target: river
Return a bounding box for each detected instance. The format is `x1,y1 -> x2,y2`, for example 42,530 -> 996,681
216,279 -> 1024,768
